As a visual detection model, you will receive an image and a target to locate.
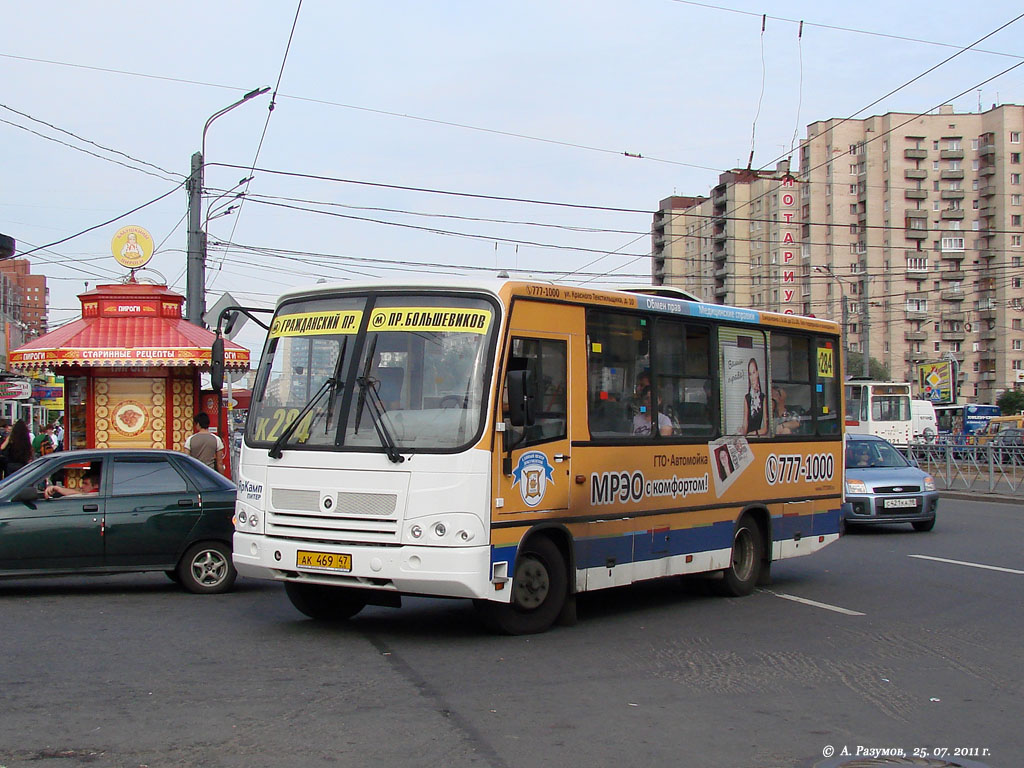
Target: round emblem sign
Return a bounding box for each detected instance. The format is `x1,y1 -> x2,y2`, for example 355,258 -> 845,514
111,401 -> 149,437
111,225 -> 154,269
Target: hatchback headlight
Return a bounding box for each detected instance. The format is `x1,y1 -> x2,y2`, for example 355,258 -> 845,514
923,475 -> 936,492
845,479 -> 869,494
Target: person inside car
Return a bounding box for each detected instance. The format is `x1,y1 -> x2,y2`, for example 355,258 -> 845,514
44,471 -> 99,499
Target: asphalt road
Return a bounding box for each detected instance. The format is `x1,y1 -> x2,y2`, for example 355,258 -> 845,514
1,496 -> 1020,768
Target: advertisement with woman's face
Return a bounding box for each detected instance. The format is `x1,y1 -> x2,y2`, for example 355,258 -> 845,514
720,329 -> 768,437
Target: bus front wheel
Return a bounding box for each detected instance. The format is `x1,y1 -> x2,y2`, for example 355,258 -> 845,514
716,517 -> 764,597
285,582 -> 367,621
475,537 -> 567,635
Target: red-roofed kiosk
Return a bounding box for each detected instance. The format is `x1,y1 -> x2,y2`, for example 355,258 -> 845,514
9,279 -> 249,475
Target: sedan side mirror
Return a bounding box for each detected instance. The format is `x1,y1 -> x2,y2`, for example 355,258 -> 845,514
14,486 -> 39,504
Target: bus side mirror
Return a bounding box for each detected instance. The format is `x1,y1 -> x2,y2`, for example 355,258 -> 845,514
211,337 -> 225,392
507,369 -> 536,427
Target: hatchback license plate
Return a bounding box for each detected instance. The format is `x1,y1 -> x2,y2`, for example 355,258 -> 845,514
296,550 -> 352,571
883,498 -> 916,509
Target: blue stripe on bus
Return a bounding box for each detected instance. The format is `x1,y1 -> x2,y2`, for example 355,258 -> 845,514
490,509 -> 841,571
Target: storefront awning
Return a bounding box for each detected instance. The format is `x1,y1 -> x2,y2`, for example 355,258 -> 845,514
8,281 -> 250,372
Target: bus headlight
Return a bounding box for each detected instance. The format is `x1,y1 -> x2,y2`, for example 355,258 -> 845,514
923,475 -> 936,491
845,479 -> 868,495
235,501 -> 264,534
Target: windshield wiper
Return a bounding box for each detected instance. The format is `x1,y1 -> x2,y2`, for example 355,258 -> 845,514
353,336 -> 378,435
354,375 -> 405,464
323,337 -> 349,433
268,379 -> 334,459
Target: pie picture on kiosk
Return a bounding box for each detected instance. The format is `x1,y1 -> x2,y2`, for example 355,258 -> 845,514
112,401 -> 149,436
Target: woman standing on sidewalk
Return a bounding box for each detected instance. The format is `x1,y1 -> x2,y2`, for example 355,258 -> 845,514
1,420 -> 33,477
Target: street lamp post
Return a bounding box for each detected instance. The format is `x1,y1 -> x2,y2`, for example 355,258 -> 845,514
186,87 -> 270,327
815,265 -> 851,380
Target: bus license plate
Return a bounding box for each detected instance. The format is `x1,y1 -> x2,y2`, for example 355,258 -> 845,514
883,498 -> 916,509
296,550 -> 352,571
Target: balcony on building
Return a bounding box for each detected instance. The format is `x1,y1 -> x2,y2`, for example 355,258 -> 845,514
714,284 -> 728,298
904,350 -> 929,362
978,306 -> 998,320
979,143 -> 996,157
981,371 -> 998,382
940,208 -> 965,220
905,228 -> 928,239
941,310 -> 967,323
942,249 -> 966,261
940,169 -> 965,180
942,269 -> 966,281
904,148 -> 927,160
713,229 -> 727,244
905,268 -> 929,280
981,327 -> 997,341
904,189 -> 927,200
941,189 -> 965,200
979,164 -> 996,177
941,288 -> 965,302
979,204 -> 997,218
940,149 -> 965,160
979,183 -> 996,197
713,265 -> 729,278
904,308 -> 929,320
904,169 -> 927,180
904,330 -> 928,341
940,328 -> 966,341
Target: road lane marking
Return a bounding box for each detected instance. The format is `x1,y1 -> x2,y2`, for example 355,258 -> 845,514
759,589 -> 865,616
909,554 -> 1024,575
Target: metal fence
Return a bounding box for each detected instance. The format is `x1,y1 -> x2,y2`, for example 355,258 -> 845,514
899,442 -> 1024,496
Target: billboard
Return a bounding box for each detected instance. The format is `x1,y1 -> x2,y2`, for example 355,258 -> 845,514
918,361 -> 954,404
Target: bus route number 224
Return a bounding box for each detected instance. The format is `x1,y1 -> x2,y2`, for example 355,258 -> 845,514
764,453 -> 834,485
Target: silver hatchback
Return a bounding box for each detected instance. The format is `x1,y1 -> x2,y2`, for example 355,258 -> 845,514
842,435 -> 938,532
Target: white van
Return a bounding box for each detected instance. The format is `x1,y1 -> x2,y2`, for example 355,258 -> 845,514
911,399 -> 938,442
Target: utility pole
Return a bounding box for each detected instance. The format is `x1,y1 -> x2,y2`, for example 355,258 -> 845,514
840,294 -> 849,381
186,86 -> 270,329
815,265 -> 851,380
860,270 -> 870,378
186,151 -> 205,327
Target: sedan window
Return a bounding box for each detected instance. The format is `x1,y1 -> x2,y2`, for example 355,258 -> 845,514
111,459 -> 188,496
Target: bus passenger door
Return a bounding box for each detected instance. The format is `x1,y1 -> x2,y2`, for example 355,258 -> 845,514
496,333 -> 571,516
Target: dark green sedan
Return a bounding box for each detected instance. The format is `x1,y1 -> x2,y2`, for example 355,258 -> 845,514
0,449 -> 237,593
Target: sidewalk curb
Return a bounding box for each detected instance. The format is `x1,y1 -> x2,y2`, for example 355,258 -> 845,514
939,490 -> 1024,505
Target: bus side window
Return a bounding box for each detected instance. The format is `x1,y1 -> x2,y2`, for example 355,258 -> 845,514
507,337 -> 567,446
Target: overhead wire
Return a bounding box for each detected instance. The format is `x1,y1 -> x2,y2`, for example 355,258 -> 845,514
14,182 -> 185,259
212,0 -> 304,288
0,102 -> 184,180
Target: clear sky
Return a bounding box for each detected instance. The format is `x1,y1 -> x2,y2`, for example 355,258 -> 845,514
3,0 -> 1024,358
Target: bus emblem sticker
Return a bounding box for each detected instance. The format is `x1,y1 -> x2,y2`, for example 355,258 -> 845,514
512,451 -> 555,507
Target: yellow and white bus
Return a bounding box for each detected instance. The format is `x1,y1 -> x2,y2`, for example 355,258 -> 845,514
229,279 -> 844,633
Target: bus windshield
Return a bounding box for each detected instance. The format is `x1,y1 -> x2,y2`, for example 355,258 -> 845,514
248,293 -> 497,453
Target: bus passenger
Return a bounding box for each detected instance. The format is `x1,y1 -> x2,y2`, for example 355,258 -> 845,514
633,386 -> 672,437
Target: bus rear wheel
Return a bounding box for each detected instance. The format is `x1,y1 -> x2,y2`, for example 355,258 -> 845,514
716,517 -> 764,597
285,582 -> 367,621
475,537 -> 567,635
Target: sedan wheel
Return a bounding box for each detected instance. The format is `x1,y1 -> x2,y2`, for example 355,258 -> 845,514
177,541 -> 237,594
